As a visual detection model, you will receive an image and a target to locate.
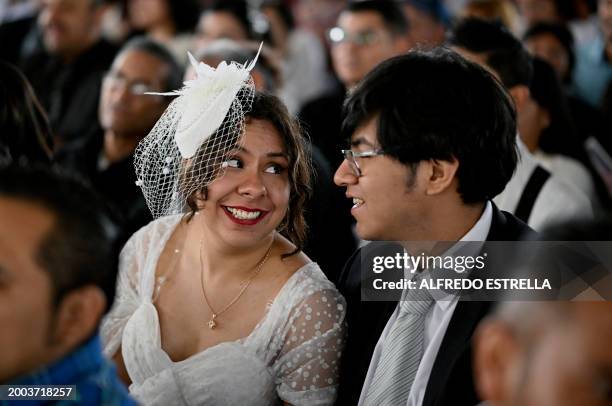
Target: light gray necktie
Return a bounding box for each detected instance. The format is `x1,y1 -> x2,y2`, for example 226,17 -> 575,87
363,279 -> 434,406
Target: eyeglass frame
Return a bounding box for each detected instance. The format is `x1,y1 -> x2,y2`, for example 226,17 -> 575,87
102,71 -> 161,96
341,149 -> 388,177
326,26 -> 390,47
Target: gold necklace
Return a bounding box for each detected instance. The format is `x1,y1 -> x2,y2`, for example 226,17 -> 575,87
199,238 -> 273,329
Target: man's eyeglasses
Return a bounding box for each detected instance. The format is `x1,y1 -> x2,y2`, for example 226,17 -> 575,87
102,72 -> 157,96
327,27 -> 385,46
341,149 -> 387,177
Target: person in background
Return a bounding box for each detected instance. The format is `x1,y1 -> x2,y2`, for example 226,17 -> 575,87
195,0 -> 264,51
460,0 -> 522,33
474,217 -> 612,406
59,36 -> 182,238
126,0 -> 199,66
450,18 -> 594,229
19,0 -> 117,155
518,57 -> 598,206
0,165 -> 134,406
573,0 -> 612,108
0,61 -> 53,165
523,22 -> 607,187
475,301 -> 612,406
300,0 -> 411,170
260,0 -> 332,114
402,0 -> 449,48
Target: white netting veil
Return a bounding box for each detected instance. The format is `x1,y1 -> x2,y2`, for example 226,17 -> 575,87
134,46 -> 261,218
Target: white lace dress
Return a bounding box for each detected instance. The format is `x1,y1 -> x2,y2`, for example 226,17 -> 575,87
100,215 -> 346,406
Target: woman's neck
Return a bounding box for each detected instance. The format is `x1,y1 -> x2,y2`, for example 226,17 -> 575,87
185,215 -> 276,283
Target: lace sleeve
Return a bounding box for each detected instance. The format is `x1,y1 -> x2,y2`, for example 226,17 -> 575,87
273,288 -> 347,406
100,229 -> 144,359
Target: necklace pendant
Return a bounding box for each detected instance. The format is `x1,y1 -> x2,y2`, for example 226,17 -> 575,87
208,314 -> 217,329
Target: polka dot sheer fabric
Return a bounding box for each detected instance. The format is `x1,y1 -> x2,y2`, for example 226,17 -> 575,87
134,49 -> 259,218
100,215 -> 347,405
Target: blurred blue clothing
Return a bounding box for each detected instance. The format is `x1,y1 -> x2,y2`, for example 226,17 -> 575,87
2,335 -> 135,406
573,36 -> 612,107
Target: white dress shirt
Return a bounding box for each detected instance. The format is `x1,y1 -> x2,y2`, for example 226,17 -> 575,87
494,139 -> 593,231
358,201 -> 493,406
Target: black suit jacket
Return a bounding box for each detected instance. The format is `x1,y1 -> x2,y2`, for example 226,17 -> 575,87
335,204 -> 536,406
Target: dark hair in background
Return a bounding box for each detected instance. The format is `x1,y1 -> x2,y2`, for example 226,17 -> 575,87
550,0 -> 579,21
343,0 -> 409,36
167,0 -> 201,33
0,165 -> 121,313
261,0 -> 295,30
449,17 -> 533,88
187,92 -> 312,257
529,57 -> 584,160
342,48 -> 518,204
123,0 -> 200,34
523,22 -> 575,83
119,36 -> 183,92
0,62 -> 53,165
206,0 -> 258,40
194,40 -> 281,92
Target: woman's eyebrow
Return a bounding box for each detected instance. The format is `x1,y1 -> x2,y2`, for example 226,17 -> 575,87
234,146 -> 288,159
267,152 -> 288,159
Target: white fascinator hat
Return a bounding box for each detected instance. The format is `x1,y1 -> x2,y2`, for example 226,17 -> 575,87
134,44 -> 262,218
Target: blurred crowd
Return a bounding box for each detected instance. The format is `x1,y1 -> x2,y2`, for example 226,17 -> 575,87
0,0 -> 610,277
2,1 -> 612,405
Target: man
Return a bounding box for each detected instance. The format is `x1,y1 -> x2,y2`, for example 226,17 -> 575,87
0,165 -> 134,405
474,217 -> 612,406
573,0 -> 612,107
299,0 -> 411,169
450,18 -> 594,230
20,0 -> 116,153
334,48 -> 535,406
475,301 -> 612,406
60,37 -> 181,236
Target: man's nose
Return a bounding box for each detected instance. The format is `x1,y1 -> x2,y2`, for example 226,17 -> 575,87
334,159 -> 358,187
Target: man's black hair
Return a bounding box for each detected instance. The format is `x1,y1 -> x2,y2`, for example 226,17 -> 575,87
343,0 -> 409,35
0,165 -> 121,313
523,22 -> 575,82
118,36 -> 183,93
341,47 -> 518,204
449,18 -> 533,88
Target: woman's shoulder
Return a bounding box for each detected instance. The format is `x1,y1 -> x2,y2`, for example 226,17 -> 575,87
120,214 -> 183,265
276,261 -> 344,311
123,214 -> 183,249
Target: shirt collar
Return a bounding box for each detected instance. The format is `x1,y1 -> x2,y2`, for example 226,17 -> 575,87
432,200 -> 493,310
8,334 -> 104,386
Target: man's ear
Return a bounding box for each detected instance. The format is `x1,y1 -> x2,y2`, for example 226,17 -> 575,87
509,85 -> 531,115
473,319 -> 520,406
423,158 -> 459,196
51,286 -> 106,351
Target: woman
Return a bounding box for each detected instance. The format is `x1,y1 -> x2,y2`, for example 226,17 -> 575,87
101,50 -> 346,405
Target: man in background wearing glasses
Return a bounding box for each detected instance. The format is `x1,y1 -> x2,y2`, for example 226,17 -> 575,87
299,0 -> 411,170
59,37 -> 182,237
334,48 -> 536,406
